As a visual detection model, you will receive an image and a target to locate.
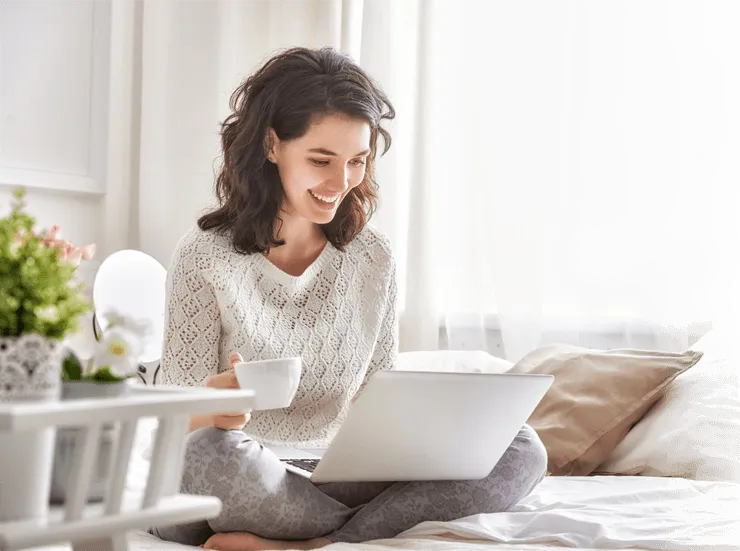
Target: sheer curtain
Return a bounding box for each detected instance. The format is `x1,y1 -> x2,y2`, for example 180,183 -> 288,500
390,0 -> 740,361
106,0 -> 375,264
108,0 -> 740,363
106,0 -> 421,267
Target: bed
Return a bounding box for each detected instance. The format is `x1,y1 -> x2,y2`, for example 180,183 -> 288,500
33,329 -> 740,551
34,474 -> 740,551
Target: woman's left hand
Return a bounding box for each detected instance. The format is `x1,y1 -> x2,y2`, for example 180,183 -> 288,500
207,352 -> 252,431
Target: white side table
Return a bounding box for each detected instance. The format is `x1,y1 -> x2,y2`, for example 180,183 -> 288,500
0,386 -> 255,551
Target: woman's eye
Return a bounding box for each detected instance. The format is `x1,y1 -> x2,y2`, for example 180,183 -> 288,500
311,159 -> 330,167
351,158 -> 367,166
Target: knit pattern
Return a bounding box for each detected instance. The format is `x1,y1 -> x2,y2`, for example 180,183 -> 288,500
161,225 -> 397,448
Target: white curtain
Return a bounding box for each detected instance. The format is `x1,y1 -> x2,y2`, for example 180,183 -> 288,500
402,0 -> 740,361
105,0 -> 373,264
392,0 -> 740,361
107,0 -> 740,363
105,0 -> 419,265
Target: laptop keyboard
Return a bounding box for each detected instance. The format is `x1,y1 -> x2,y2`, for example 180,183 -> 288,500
281,458 -> 320,473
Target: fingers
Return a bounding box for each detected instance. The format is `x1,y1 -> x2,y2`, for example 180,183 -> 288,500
211,352 -> 242,388
224,371 -> 239,387
228,352 -> 244,369
212,412 -> 250,431
205,370 -> 238,389
205,353 -> 251,429
217,408 -> 252,419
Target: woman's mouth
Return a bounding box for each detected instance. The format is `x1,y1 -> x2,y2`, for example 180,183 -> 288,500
309,189 -> 340,209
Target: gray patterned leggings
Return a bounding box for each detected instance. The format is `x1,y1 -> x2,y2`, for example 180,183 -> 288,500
150,424 -> 547,544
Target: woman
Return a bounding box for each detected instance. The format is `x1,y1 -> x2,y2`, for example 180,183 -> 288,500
152,47 -> 547,551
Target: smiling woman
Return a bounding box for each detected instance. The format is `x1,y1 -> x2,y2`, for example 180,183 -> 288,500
267,114 -> 372,223
156,47 -> 548,551
197,47 -> 394,256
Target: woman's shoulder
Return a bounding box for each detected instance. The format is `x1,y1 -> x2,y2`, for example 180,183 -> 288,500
169,225 -> 236,269
345,224 -> 395,272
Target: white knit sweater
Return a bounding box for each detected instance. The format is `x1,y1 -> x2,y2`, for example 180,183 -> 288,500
161,224 -> 398,448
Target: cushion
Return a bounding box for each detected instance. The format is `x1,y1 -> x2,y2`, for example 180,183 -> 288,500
597,329 -> 740,481
397,350 -> 513,374
508,344 -> 702,476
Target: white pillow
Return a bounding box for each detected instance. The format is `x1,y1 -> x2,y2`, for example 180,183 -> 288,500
598,329 -> 740,481
397,350 -> 513,374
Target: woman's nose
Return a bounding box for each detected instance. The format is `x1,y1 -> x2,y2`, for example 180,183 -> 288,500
329,167 -> 350,192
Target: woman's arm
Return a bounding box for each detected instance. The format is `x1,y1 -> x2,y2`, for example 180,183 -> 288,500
356,258 -> 399,397
160,239 -> 222,432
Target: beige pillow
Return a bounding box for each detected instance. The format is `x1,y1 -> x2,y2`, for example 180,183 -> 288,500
508,344 -> 703,476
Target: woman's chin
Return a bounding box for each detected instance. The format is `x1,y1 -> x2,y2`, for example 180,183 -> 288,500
302,201 -> 341,224
310,210 -> 338,225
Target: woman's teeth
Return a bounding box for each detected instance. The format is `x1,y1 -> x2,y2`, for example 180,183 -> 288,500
309,189 -> 339,203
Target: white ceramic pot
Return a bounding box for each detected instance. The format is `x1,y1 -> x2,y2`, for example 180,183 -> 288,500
50,380 -> 129,504
0,334 -> 62,522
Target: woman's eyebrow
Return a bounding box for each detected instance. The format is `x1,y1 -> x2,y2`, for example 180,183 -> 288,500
308,147 -> 371,157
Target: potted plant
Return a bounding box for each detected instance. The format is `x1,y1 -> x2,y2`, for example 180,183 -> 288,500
0,187 -> 94,521
51,310 -> 149,503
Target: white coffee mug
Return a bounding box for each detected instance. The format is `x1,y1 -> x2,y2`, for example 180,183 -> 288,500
234,357 -> 302,410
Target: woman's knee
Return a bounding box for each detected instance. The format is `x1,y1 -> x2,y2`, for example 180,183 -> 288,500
184,426 -> 245,466
512,424 -> 548,489
147,430 -> 247,545
497,424 -> 548,500
181,427 -> 261,495
472,424 -> 547,513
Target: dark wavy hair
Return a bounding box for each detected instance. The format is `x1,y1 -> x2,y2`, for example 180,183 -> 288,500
198,47 -> 395,254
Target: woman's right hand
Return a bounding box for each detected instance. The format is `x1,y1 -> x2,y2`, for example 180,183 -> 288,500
205,352 -> 252,431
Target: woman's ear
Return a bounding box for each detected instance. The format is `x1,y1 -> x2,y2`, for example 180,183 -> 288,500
265,129 -> 279,164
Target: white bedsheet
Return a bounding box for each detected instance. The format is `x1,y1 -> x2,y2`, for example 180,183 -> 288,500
32,475 -> 740,551
392,475 -> 740,550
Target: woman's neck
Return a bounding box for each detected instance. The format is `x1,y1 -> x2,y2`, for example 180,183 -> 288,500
265,213 -> 327,276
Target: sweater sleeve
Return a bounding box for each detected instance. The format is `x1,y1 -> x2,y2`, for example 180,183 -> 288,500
160,240 -> 222,387
359,258 -> 399,391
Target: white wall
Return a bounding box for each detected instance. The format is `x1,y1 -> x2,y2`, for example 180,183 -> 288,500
0,188 -> 102,289
0,0 -> 113,290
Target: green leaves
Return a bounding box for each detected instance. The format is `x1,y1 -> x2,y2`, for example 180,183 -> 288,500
62,351 -> 131,383
61,350 -> 83,381
0,187 -> 91,339
86,366 -> 125,383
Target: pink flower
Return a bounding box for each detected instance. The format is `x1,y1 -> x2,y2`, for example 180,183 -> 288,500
41,225 -> 96,267
14,224 -> 95,267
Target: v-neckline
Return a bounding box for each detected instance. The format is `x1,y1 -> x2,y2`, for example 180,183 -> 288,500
255,242 -> 335,287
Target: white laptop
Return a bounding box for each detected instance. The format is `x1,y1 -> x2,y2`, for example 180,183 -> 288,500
269,370 -> 553,483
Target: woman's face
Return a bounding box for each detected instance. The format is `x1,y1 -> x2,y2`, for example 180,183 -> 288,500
268,113 -> 371,226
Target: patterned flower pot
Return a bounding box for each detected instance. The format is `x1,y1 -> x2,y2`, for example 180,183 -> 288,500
50,380 -> 129,504
0,334 -> 63,522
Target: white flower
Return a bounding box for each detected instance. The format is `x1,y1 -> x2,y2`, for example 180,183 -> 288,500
99,310 -> 150,339
93,326 -> 144,378
64,310 -> 149,379
64,311 -> 98,360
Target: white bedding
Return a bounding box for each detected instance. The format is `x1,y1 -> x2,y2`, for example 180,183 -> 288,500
390,475 -> 740,550
38,475 -> 740,551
